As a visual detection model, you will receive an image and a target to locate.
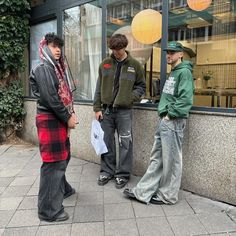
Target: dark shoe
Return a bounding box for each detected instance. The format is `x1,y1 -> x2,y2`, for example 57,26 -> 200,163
123,188 -> 136,199
39,211 -> 69,222
64,188 -> 76,199
115,177 -> 128,189
54,211 -> 69,222
97,175 -> 112,186
150,196 -> 165,205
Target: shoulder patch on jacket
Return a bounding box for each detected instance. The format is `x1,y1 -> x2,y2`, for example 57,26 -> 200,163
103,63 -> 111,69
127,67 -> 135,73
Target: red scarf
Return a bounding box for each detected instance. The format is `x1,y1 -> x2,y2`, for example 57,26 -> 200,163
39,38 -> 73,114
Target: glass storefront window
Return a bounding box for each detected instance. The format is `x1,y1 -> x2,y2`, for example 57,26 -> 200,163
106,0 -> 163,103
30,20 -> 57,70
168,0 -> 236,108
63,1 -> 102,101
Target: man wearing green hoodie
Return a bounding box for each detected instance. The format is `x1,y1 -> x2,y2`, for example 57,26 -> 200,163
123,41 -> 194,204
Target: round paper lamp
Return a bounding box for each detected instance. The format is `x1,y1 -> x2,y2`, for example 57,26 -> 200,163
131,9 -> 162,45
187,0 -> 212,11
113,26 -> 152,65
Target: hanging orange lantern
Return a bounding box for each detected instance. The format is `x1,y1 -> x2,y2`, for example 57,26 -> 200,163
113,26 -> 152,65
187,0 -> 212,11
131,9 -> 162,45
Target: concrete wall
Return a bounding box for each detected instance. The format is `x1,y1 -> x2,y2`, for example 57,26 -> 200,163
21,99 -> 236,205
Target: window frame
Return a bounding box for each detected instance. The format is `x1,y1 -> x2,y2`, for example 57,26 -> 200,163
27,0 -> 236,114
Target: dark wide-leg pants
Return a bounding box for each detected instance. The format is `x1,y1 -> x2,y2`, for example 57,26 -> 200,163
38,157 -> 73,221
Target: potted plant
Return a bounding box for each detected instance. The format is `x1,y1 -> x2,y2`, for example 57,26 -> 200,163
202,71 -> 213,88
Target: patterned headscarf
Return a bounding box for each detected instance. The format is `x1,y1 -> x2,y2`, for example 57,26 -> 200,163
39,38 -> 74,115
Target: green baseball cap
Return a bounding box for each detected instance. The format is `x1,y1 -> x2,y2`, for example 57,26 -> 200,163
163,41 -> 184,52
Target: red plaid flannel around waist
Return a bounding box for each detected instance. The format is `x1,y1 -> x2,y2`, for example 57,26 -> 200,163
36,114 -> 69,162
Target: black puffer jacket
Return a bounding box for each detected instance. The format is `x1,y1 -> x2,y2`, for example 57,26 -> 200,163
29,55 -> 71,124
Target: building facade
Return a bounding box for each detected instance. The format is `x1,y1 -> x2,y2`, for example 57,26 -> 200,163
22,0 -> 236,205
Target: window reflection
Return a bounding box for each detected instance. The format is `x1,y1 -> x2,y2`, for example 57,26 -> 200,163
168,0 -> 236,108
106,0 -> 163,103
30,20 -> 57,70
64,2 -> 102,100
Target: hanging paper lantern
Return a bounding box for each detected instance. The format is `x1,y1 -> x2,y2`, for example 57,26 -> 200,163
113,26 -> 152,65
131,9 -> 162,45
187,0 -> 212,11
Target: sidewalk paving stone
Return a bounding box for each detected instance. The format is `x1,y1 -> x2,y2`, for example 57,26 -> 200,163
167,214 -> 208,236
0,178 -> 14,187
197,213 -> 236,234
74,204 -> 104,223
18,196 -> 38,210
7,209 -> 40,227
0,187 -> 5,195
104,202 -> 135,220
136,217 -> 174,236
71,222 -> 104,236
2,226 -> 38,236
36,224 -> 71,236
0,144 -> 235,236
0,210 -> 15,228
105,219 -> 139,236
1,186 -> 31,197
77,191 -> 103,205
9,176 -> 37,187
0,197 -> 23,211
132,201 -> 165,218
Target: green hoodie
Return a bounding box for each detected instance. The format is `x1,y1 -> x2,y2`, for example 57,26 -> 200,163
158,60 -> 194,118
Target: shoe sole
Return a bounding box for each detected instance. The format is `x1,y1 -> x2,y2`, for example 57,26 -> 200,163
150,199 -> 165,205
123,190 -> 136,199
97,177 -> 112,186
115,182 -> 127,189
39,215 -> 69,222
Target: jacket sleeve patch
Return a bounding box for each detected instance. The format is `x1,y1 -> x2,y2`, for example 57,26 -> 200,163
103,63 -> 111,69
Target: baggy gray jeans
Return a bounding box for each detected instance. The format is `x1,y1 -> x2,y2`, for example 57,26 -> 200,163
100,108 -> 133,179
132,117 -> 186,204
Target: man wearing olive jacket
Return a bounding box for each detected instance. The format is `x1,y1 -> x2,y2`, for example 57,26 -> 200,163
93,34 -> 146,189
124,41 -> 194,204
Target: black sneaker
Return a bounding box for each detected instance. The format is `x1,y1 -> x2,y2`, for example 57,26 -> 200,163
64,188 -> 76,199
123,188 -> 136,199
115,177 -> 128,189
97,175 -> 112,186
39,211 -> 69,222
150,196 -> 165,205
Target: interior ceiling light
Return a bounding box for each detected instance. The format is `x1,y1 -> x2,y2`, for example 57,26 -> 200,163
186,17 -> 212,28
170,7 -> 188,15
131,9 -> 162,44
109,17 -> 124,26
187,0 -> 212,11
213,12 -> 236,23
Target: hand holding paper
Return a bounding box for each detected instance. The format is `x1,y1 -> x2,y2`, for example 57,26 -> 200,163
91,120 -> 108,155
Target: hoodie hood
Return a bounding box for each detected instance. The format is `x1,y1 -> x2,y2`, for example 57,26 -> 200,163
38,37 -> 73,114
157,60 -> 194,118
173,60 -> 193,72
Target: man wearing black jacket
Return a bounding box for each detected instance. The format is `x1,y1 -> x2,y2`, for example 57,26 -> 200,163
30,33 -> 77,222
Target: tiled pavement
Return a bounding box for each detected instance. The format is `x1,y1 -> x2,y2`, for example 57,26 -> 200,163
0,144 -> 235,236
